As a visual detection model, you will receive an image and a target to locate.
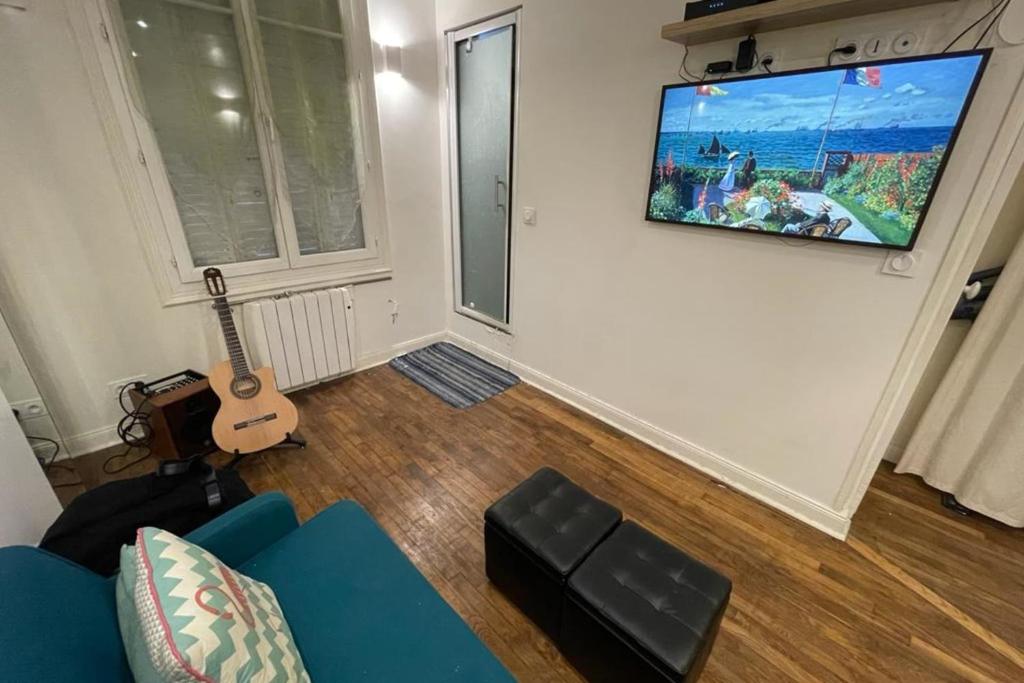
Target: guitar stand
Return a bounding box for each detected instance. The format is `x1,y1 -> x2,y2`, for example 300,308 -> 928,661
226,432 -> 307,470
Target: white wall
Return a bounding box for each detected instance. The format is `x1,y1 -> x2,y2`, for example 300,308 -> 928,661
435,0 -> 1024,535
0,310 -> 63,450
0,312 -> 39,407
0,0 -> 446,454
0,384 -> 61,546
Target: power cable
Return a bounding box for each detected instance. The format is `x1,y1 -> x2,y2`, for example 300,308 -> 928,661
974,0 -> 1013,48
26,434 -> 84,488
102,382 -> 154,474
678,44 -> 701,82
944,0 -> 1010,52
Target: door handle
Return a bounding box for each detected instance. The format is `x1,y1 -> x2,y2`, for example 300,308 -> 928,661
495,175 -> 507,213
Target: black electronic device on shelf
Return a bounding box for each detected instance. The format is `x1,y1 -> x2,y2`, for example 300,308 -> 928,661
684,0 -> 775,22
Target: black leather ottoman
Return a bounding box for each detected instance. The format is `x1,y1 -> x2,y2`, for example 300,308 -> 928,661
561,521 -> 731,683
484,468 -> 622,641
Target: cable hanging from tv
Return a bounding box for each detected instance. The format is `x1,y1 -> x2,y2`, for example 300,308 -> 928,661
944,0 -> 1014,53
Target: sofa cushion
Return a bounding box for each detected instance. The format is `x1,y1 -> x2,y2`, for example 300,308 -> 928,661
117,527 -> 310,682
240,500 -> 514,682
0,546 -> 132,682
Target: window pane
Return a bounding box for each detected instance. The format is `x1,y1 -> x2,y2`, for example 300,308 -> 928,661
254,0 -> 342,33
118,0 -> 278,267
259,18 -> 366,255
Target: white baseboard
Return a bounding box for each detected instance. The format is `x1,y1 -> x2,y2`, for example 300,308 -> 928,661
355,330 -> 449,371
448,332 -> 852,540
64,426 -> 120,458
61,331 -> 449,460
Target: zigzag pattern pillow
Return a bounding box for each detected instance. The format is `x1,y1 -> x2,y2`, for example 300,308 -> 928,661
116,527 -> 310,683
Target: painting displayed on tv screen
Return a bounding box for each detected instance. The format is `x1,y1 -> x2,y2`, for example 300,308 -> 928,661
646,51 -> 990,250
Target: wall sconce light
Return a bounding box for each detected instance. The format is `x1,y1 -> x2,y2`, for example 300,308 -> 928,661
376,43 -> 404,76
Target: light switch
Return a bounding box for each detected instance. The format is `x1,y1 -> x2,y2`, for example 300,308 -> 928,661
522,207 -> 537,225
882,251 -> 920,278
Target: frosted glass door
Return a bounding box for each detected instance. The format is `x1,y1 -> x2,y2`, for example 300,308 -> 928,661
452,19 -> 516,326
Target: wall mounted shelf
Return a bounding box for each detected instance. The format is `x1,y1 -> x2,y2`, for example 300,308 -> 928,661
662,0 -> 960,47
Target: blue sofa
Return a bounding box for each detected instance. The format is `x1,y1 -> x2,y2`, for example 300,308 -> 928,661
0,493 -> 514,682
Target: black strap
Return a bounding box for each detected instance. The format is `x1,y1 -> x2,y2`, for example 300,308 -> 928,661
157,454 -> 222,509
202,468 -> 223,509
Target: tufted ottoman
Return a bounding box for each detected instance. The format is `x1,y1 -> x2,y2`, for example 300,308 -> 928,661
484,468 -> 622,640
561,521 -> 731,682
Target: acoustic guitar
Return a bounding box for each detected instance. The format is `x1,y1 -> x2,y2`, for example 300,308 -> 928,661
203,268 -> 299,454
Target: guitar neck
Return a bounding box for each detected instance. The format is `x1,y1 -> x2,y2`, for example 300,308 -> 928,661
212,296 -> 250,378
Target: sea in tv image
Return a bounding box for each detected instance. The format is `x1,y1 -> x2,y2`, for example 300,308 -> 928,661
646,53 -> 988,248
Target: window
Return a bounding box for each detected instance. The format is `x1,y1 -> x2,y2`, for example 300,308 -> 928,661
89,0 -> 388,302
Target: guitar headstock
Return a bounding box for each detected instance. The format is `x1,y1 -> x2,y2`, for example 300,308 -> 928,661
203,268 -> 227,298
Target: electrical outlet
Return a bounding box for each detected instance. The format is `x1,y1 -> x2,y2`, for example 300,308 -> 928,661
11,398 -> 47,420
759,49 -> 781,72
833,37 -> 861,63
108,375 -> 147,408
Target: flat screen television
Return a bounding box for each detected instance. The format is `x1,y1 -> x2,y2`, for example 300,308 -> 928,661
645,51 -> 991,250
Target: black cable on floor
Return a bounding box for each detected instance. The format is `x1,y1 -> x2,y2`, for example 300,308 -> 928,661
102,383 -> 154,475
26,434 -> 83,488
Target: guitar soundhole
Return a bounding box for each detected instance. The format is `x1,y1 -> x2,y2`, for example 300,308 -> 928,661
230,374 -> 262,400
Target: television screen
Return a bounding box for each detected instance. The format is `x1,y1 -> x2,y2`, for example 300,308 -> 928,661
646,51 -> 990,250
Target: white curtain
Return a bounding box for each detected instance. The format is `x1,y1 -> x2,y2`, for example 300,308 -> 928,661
896,231 -> 1024,527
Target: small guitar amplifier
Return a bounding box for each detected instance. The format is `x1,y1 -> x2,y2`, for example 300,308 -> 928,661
129,371 -> 220,460
684,0 -> 773,21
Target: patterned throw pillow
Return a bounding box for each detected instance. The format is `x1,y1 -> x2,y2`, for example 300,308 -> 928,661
116,528 -> 310,683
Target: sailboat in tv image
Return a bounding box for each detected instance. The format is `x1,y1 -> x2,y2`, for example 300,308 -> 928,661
646,53 -> 989,248
698,134 -> 732,159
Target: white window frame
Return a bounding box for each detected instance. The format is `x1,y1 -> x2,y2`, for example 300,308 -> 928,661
69,0 -> 391,305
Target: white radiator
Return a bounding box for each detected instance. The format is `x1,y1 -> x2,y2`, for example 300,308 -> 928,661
242,287 -> 356,392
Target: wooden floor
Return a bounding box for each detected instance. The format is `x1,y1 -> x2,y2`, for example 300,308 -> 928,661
51,366 -> 1024,682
